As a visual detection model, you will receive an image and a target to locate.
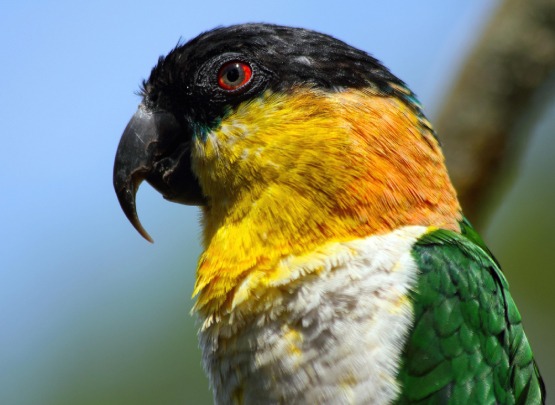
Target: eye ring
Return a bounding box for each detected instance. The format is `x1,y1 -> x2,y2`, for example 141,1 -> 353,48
217,61 -> 253,91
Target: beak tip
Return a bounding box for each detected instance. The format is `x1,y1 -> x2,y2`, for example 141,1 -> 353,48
137,226 -> 155,244
115,184 -> 154,243
125,203 -> 155,243
137,219 -> 154,243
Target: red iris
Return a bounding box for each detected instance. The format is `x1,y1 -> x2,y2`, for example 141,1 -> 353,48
217,61 -> 253,91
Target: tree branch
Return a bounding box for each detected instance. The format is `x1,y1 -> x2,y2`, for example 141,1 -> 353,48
436,0 -> 555,226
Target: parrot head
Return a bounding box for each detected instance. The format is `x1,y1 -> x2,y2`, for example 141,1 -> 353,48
114,23 -> 460,262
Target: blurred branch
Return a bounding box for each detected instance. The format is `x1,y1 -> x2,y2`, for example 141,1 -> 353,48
437,0 -> 555,226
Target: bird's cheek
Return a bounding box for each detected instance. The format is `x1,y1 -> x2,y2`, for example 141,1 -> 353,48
191,135 -> 225,195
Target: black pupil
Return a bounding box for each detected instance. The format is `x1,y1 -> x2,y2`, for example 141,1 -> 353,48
226,65 -> 241,83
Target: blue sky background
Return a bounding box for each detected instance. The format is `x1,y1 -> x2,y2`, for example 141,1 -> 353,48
2,1 -> 554,404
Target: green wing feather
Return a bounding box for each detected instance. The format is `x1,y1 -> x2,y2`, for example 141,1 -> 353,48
395,222 -> 545,404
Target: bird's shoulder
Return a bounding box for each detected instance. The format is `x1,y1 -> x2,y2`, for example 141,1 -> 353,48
395,223 -> 545,404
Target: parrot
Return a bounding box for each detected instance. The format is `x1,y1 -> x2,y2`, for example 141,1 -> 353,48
113,23 -> 545,404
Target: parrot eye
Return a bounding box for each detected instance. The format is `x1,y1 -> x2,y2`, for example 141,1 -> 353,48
217,61 -> 252,91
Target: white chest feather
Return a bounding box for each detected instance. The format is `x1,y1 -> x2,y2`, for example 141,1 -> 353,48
198,226 -> 427,405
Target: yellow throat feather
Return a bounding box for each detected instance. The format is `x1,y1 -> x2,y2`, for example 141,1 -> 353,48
191,87 -> 461,319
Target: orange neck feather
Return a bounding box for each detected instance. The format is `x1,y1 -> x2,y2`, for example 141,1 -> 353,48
191,89 -> 461,318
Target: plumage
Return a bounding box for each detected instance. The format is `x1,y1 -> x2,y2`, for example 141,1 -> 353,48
113,23 -> 545,404
200,226 -> 427,404
399,229 -> 543,404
